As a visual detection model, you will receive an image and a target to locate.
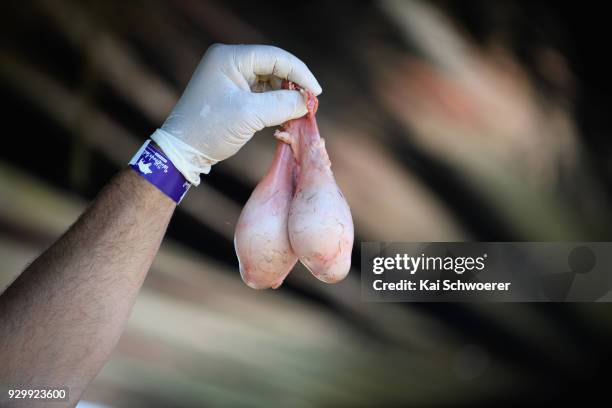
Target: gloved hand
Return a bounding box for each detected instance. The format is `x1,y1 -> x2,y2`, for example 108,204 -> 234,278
151,44 -> 322,185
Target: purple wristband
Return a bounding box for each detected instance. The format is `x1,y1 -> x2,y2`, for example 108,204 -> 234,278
129,140 -> 191,203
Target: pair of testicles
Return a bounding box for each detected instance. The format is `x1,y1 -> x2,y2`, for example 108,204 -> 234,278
234,84 -> 354,289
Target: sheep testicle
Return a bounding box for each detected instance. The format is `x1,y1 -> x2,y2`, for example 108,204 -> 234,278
282,88 -> 354,283
234,142 -> 298,289
234,83 -> 353,288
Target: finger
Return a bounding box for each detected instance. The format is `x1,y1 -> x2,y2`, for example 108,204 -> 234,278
251,90 -> 308,128
240,45 -> 323,95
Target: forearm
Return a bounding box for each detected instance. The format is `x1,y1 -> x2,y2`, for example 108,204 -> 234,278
0,169 -> 175,406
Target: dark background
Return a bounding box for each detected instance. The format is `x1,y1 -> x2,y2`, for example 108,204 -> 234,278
1,1 -> 612,406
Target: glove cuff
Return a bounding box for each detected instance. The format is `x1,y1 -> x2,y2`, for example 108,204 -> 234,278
150,128 -> 217,186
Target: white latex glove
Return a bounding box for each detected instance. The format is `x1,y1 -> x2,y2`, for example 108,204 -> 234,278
151,44 -> 322,185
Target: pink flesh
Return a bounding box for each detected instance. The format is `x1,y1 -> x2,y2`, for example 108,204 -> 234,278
234,82 -> 354,288
283,88 -> 354,283
234,141 -> 298,289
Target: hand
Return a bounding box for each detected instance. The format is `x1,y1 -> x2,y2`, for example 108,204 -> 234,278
151,44 -> 322,185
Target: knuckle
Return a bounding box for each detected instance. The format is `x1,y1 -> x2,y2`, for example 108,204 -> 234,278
208,43 -> 225,50
206,43 -> 227,57
268,45 -> 283,53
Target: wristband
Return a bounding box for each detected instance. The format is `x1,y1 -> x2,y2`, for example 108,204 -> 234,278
129,140 -> 191,203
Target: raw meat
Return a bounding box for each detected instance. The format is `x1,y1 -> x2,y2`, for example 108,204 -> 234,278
234,141 -> 298,289
279,83 -> 354,283
234,81 -> 354,288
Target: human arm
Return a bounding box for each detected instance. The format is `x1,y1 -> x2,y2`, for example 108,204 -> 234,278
0,169 -> 175,406
0,43 -> 321,406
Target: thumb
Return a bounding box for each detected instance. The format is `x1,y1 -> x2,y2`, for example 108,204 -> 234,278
251,90 -> 308,128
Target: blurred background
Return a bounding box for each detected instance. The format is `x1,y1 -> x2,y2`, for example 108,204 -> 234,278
2,0 -> 612,406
